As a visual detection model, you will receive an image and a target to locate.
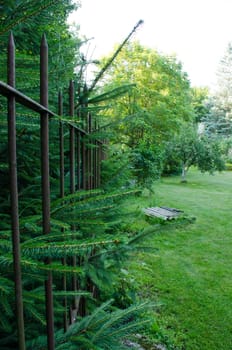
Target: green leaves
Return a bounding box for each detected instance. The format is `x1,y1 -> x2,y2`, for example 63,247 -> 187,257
52,300 -> 154,350
100,41 -> 193,147
164,124 -> 226,180
22,236 -> 123,259
88,84 -> 135,104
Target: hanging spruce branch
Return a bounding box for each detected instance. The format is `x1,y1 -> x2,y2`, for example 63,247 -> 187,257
88,20 -> 143,93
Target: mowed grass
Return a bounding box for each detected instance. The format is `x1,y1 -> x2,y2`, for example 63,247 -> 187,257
130,169 -> 232,349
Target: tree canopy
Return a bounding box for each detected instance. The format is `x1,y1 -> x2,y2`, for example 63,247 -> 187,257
164,124 -> 225,181
99,41 -> 194,148
0,0 -> 82,94
203,42 -> 232,138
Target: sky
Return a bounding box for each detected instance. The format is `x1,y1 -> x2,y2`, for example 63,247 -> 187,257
69,0 -> 232,88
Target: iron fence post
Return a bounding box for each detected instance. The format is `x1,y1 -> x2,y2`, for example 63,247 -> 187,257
40,34 -> 55,350
77,131 -> 81,190
59,90 -> 64,198
1,32 -> 104,348
7,31 -> 26,350
58,91 -> 69,331
69,80 -> 75,194
69,80 -> 79,319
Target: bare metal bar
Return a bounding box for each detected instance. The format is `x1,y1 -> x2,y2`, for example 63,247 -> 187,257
0,81 -> 93,137
93,143 -> 97,189
0,80 -> 55,115
85,114 -> 90,190
96,144 -> 100,188
69,80 -> 78,316
58,91 -> 68,331
97,143 -> 102,187
7,32 -> 26,350
77,132 -> 81,190
93,120 -> 98,189
69,80 -> 75,194
40,34 -> 55,350
82,137 -> 86,190
89,114 -> 94,189
88,113 -> 92,189
62,256 -> 68,332
67,121 -> 89,136
59,91 -> 64,198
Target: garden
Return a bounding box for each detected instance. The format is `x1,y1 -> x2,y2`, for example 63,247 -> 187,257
1,2 -> 232,349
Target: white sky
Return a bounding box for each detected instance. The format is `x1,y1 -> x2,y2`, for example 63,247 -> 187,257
69,0 -> 232,88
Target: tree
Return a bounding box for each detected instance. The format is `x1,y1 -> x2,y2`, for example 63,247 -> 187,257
215,42 -> 232,118
0,0 -> 82,93
202,96 -> 232,137
99,41 -> 194,148
0,5 -> 159,349
164,125 -> 225,182
191,86 -> 209,123
202,42 -> 232,139
94,41 -> 194,187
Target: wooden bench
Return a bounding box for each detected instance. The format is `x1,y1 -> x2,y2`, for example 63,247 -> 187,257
143,206 -> 184,220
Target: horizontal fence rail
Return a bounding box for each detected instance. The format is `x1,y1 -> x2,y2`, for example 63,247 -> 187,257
1,32 -> 104,350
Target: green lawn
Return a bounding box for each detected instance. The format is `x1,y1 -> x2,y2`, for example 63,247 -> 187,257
130,169 -> 232,350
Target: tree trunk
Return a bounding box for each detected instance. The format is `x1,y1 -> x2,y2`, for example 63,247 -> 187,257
181,164 -> 187,182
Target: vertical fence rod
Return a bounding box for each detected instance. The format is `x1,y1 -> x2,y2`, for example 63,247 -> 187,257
7,32 -> 26,350
69,80 -> 79,320
82,138 -> 86,189
81,85 -> 88,190
77,131 -> 81,190
93,120 -> 97,189
58,91 -> 68,331
69,80 -> 75,194
59,90 -> 64,198
58,91 -> 68,332
98,142 -> 102,187
88,113 -> 91,190
76,90 -> 81,190
40,34 -> 55,350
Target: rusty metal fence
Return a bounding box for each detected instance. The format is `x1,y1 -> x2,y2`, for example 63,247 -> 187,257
0,33 -> 104,350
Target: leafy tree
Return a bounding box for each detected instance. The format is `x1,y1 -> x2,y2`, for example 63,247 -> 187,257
191,86 -> 209,123
94,41 -> 194,187
164,125 -> 225,182
130,141 -> 164,189
197,136 -> 225,174
165,125 -> 199,181
99,41 -> 194,147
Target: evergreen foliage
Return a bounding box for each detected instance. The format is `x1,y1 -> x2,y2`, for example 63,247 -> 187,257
1,2 -> 218,348
0,3 -> 158,349
27,300 -> 153,350
0,94 -> 152,346
202,43 -> 232,139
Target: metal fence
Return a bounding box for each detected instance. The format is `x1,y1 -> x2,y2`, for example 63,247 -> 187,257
0,33 -> 104,350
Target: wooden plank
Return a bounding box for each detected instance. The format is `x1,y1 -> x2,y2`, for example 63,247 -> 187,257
143,207 -> 183,220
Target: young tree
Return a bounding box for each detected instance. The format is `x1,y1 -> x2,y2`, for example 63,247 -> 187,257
164,125 -> 225,182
